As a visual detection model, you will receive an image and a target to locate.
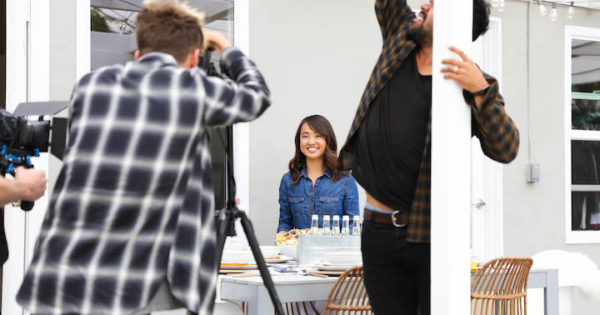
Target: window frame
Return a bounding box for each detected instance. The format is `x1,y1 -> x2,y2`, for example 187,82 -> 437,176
564,25 -> 600,244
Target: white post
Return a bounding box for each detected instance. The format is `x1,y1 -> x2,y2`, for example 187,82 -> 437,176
430,0 -> 472,314
3,0 -> 50,314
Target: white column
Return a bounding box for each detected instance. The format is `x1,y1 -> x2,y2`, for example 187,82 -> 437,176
3,0 -> 50,314
430,0 -> 472,314
233,0 -> 250,215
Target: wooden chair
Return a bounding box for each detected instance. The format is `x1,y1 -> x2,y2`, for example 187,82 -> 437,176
321,265 -> 373,314
471,257 -> 534,315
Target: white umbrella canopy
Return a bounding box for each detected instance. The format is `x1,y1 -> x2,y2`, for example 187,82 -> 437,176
572,39 -> 600,86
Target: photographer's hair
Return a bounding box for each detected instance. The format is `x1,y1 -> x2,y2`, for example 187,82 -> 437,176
289,115 -> 343,185
136,0 -> 206,63
472,0 -> 490,41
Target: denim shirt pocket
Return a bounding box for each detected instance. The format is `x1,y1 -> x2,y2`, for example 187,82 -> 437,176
289,196 -> 306,216
319,196 -> 341,215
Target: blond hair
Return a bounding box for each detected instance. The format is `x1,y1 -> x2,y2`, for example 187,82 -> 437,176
136,0 -> 206,62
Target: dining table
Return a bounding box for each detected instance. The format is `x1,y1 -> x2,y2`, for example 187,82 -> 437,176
219,268 -> 559,315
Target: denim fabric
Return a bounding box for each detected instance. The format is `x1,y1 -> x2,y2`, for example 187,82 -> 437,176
277,169 -> 359,232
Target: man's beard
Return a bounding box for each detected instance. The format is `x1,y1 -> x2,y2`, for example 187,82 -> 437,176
407,23 -> 432,47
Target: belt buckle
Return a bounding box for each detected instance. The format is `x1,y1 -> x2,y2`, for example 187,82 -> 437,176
391,210 -> 406,228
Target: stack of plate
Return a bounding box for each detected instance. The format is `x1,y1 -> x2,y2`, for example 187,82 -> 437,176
312,251 -> 363,276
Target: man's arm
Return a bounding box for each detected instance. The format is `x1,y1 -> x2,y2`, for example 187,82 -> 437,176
0,168 -> 47,206
375,0 -> 416,41
467,78 -> 520,163
441,46 -> 519,163
200,32 -> 270,127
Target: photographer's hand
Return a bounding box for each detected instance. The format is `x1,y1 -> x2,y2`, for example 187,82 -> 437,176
204,31 -> 232,55
13,167 -> 47,202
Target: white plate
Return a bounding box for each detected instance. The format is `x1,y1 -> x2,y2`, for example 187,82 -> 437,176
220,264 -> 257,270
265,255 -> 292,263
308,267 -> 344,276
316,264 -> 361,271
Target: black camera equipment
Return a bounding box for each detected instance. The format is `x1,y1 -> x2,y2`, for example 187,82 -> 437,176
199,50 -> 285,314
0,101 -> 68,265
0,101 -> 68,210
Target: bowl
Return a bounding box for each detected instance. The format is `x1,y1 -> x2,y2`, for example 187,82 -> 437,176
277,244 -> 297,259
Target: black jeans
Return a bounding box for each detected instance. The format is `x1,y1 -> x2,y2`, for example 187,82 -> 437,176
361,220 -> 430,315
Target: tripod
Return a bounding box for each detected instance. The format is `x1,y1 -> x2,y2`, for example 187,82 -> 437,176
213,125 -> 285,314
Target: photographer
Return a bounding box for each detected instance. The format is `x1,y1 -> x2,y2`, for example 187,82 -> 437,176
0,167 -> 47,206
16,1 -> 270,314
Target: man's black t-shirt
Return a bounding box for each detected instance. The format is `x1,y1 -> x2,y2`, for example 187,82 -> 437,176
353,51 -> 431,210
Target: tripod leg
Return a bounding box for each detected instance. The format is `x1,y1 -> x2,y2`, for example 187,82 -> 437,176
215,210 -> 230,267
237,211 -> 286,315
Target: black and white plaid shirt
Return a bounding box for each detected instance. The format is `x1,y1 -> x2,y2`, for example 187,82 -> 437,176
16,47 -> 270,315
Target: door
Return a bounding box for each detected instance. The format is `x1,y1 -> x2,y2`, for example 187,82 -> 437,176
470,17 -> 504,262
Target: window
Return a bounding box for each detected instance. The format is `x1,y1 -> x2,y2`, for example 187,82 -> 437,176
90,0 -> 235,209
565,26 -> 600,243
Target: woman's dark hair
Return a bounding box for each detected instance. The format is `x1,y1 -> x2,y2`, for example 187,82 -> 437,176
289,115 -> 342,185
472,0 -> 490,41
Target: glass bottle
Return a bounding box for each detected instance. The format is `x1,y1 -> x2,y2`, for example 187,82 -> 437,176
341,215 -> 350,235
332,215 -> 340,234
352,215 -> 361,235
311,214 -> 319,234
322,215 -> 331,235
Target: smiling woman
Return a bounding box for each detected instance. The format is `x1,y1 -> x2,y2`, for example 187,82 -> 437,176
277,115 -> 360,234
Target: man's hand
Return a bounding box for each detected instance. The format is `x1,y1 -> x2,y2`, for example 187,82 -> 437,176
13,167 -> 47,202
440,46 -> 489,94
204,31 -> 232,55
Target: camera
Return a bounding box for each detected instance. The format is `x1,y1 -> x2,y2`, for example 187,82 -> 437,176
0,101 -> 69,210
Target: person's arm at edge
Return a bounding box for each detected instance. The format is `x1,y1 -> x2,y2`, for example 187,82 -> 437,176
376,0 -> 416,41
0,168 -> 47,206
343,174 -> 360,229
277,175 -> 292,233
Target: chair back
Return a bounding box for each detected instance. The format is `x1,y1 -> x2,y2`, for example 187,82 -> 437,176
471,257 -> 533,315
321,265 -> 373,314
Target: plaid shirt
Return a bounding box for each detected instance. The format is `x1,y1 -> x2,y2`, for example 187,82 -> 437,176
16,47 -> 270,314
339,0 -> 519,243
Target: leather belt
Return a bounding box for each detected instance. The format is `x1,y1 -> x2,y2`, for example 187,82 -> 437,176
364,209 -> 408,227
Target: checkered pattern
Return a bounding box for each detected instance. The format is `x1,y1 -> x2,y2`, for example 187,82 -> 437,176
16,47 -> 270,314
339,0 -> 519,243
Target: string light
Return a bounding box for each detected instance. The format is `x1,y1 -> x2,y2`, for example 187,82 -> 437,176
538,0 -> 547,16
567,2 -> 575,19
498,0 -> 505,12
549,3 -> 558,22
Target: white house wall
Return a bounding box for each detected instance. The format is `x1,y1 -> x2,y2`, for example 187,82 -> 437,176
248,0 -> 381,244
498,2 -> 600,261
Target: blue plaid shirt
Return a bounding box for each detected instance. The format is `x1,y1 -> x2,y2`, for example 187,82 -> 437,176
16,47 -> 270,315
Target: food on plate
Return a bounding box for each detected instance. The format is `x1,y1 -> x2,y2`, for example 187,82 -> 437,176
276,228 -> 310,245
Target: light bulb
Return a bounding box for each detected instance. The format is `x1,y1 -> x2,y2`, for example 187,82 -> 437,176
538,3 -> 547,16
498,0 -> 505,12
491,0 -> 499,8
567,6 -> 575,19
549,7 -> 558,22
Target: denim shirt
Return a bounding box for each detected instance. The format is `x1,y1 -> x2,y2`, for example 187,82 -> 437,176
277,168 -> 360,232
